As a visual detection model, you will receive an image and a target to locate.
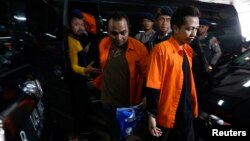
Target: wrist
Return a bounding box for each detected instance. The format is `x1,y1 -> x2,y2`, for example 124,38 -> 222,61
147,111 -> 156,118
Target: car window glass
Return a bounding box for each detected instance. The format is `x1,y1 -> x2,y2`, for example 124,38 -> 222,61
231,50 -> 250,67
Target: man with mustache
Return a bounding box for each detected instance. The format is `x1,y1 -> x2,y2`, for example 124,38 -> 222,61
94,11 -> 148,141
68,8 -> 100,141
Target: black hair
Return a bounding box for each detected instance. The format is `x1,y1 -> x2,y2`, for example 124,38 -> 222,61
69,9 -> 83,28
107,11 -> 131,28
71,9 -> 83,19
171,5 -> 200,30
156,6 -> 173,19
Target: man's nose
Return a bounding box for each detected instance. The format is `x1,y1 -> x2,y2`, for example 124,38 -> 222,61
191,29 -> 197,37
116,34 -> 122,40
80,25 -> 85,30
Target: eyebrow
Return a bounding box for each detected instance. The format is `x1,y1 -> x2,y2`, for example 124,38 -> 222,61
110,30 -> 127,35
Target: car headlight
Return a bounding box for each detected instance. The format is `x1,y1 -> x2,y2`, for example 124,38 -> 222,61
199,111 -> 230,125
20,79 -> 43,99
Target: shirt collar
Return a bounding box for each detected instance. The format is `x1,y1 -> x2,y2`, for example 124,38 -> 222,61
104,37 -> 135,51
168,36 -> 192,56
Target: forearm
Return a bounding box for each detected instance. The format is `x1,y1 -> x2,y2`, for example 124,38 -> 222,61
211,46 -> 222,65
71,64 -> 86,75
146,87 -> 160,117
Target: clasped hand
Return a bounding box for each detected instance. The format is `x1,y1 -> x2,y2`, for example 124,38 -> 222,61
84,61 -> 102,74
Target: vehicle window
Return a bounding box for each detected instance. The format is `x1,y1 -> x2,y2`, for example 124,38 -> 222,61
231,50 -> 250,67
25,0 -> 64,42
0,0 -> 65,75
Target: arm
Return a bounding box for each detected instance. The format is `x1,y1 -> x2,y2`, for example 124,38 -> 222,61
210,37 -> 222,65
146,88 -> 162,137
135,43 -> 149,104
146,45 -> 163,137
68,37 -> 86,75
68,37 -> 100,75
190,37 -> 211,73
146,88 -> 159,117
134,33 -> 141,41
139,44 -> 149,77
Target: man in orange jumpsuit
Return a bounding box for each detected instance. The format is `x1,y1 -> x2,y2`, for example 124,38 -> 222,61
146,5 -> 200,141
94,11 -> 148,141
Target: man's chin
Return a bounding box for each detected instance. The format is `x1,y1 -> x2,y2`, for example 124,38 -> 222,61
115,43 -> 125,47
160,28 -> 169,33
76,32 -> 82,36
188,38 -> 194,43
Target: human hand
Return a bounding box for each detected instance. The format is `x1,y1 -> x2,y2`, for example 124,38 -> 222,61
84,43 -> 91,53
206,64 -> 213,73
84,61 -> 102,74
148,115 -> 162,137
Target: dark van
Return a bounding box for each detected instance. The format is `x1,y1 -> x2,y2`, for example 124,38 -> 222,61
0,0 -> 65,140
0,0 -> 242,140
0,1 -> 46,141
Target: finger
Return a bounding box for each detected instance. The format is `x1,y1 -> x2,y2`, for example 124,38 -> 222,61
152,129 -> 160,137
150,129 -> 157,136
151,126 -> 162,136
93,68 -> 101,71
155,127 -> 162,132
93,69 -> 102,74
155,131 -> 162,137
92,68 -> 101,72
87,61 -> 94,66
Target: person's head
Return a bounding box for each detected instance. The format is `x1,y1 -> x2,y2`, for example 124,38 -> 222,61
198,19 -> 210,35
70,9 -> 85,36
107,11 -> 130,47
141,12 -> 155,31
171,5 -> 200,44
155,6 -> 173,35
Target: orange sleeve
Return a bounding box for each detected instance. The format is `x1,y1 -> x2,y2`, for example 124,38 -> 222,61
139,43 -> 149,77
146,45 -> 164,89
82,12 -> 97,34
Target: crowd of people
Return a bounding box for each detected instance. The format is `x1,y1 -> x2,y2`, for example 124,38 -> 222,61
67,4 -> 222,141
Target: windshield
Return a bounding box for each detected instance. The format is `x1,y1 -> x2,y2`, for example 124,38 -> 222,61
230,50 -> 250,67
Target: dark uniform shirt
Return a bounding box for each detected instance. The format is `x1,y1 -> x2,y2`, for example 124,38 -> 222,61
145,32 -> 172,53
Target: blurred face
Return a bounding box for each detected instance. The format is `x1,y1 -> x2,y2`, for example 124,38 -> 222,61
142,18 -> 154,31
108,18 -> 129,47
198,25 -> 209,35
70,17 -> 85,36
155,15 -> 171,34
173,16 -> 199,45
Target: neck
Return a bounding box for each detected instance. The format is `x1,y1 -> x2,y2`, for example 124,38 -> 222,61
173,35 -> 184,50
145,29 -> 154,34
199,33 -> 207,39
158,31 -> 170,38
111,42 -> 127,49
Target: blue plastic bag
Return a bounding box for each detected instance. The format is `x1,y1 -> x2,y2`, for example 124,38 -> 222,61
116,103 -> 145,140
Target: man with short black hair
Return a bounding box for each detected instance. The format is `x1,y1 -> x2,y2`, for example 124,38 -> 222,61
134,12 -> 156,44
146,6 -> 173,52
94,11 -> 148,141
68,8 -> 100,141
198,19 -> 222,67
146,5 -> 200,141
